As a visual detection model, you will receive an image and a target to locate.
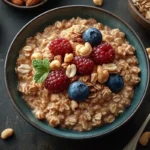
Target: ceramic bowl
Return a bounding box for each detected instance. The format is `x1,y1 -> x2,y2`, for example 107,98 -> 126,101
3,0 -> 47,9
4,5 -> 149,139
128,0 -> 150,29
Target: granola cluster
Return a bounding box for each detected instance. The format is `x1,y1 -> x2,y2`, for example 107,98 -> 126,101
15,17 -> 140,131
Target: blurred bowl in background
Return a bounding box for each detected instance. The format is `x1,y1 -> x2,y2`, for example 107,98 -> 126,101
3,0 -> 47,9
128,0 -> 150,29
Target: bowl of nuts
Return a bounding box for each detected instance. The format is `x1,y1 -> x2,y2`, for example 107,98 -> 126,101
128,0 -> 150,29
3,0 -> 47,9
5,5 -> 149,139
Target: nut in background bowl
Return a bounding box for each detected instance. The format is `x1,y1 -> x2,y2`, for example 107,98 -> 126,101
3,0 -> 47,9
128,0 -> 150,29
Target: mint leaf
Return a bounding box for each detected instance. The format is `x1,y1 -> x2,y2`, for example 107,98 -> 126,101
32,59 -> 43,68
43,58 -> 50,70
34,72 -> 49,83
32,58 -> 50,83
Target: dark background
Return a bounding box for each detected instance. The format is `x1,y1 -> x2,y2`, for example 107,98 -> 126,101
0,0 -> 150,150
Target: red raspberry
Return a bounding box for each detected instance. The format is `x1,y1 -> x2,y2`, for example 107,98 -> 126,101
73,56 -> 94,75
49,38 -> 73,56
44,70 -> 70,93
91,43 -> 115,65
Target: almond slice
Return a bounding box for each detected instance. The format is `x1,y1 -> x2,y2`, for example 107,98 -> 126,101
26,0 -> 41,6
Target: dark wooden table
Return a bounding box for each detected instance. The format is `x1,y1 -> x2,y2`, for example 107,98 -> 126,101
1,0 -> 150,150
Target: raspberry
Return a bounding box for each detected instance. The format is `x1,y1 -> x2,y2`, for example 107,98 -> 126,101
73,56 -> 94,75
49,38 -> 73,56
44,70 -> 70,93
91,43 -> 115,65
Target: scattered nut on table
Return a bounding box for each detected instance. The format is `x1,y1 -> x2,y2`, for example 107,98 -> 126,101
139,131 -> 150,146
1,128 -> 14,140
146,48 -> 150,59
93,0 -> 103,6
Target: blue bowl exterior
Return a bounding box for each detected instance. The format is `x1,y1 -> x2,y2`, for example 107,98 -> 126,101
4,5 -> 149,139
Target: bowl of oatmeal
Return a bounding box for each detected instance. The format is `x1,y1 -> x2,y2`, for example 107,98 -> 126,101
4,5 -> 149,139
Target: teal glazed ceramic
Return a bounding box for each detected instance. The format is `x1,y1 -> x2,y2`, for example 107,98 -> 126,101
4,5 -> 149,139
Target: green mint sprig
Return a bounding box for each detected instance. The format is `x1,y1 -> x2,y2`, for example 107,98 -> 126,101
32,58 -> 50,83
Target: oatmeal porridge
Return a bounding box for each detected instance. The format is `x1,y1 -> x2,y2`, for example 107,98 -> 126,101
15,17 -> 140,131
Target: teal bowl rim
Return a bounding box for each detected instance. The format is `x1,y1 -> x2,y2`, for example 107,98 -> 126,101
4,5 -> 150,139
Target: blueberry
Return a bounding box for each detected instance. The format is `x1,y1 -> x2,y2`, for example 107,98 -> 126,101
68,81 -> 89,101
106,74 -> 124,92
82,28 -> 102,46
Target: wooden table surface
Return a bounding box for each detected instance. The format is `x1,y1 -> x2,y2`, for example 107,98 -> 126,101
0,0 -> 150,150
